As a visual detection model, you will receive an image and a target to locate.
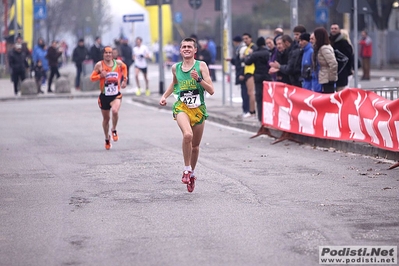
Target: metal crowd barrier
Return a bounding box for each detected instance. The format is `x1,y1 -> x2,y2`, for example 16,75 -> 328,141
369,86 -> 399,100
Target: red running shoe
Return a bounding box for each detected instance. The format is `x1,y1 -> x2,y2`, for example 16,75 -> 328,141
105,137 -> 112,150
187,176 -> 196,193
181,170 -> 191,184
112,130 -> 118,142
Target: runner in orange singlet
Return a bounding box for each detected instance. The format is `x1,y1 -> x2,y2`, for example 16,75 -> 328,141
90,46 -> 128,150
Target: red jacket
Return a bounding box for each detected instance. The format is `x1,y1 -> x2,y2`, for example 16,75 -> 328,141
359,37 -> 372,58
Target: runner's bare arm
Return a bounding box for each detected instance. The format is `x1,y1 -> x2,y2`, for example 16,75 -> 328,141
117,60 -> 128,79
90,62 -> 103,81
192,61 -> 214,95
159,64 -> 178,106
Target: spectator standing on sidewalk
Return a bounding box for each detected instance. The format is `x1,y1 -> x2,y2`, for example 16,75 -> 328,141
340,29 -> 355,87
164,42 -> 174,68
244,37 -> 271,123
329,23 -> 353,91
120,38 -> 134,85
207,37 -> 217,81
32,38 -> 49,87
8,43 -> 28,96
72,39 -> 89,90
226,35 -> 250,117
313,27 -> 337,93
198,39 -> 212,66
298,33 -> 314,91
46,40 -> 62,93
268,36 -> 290,85
33,59 -> 46,94
151,40 -> 159,63
90,37 -> 103,66
309,33 -> 322,92
241,33 -> 257,118
359,30 -> 372,80
269,34 -> 303,87
266,37 -> 278,81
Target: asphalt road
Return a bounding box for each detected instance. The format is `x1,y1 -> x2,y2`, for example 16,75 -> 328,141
0,98 -> 398,266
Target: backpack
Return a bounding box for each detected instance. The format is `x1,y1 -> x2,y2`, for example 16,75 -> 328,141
334,49 -> 349,74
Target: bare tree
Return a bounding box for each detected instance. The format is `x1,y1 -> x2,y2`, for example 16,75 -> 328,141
43,0 -> 111,43
367,0 -> 396,68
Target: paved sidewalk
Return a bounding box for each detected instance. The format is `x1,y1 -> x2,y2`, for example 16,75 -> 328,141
1,63 -> 398,165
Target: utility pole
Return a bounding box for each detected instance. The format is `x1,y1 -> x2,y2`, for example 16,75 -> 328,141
290,0 -> 298,33
158,0 -> 165,94
14,0 -> 18,41
21,0 -> 24,39
221,0 -> 232,106
353,0 -> 359,89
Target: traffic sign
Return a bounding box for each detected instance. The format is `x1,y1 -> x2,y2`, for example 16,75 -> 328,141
174,12 -> 183,24
34,4 -> 47,20
315,7 -> 329,24
145,0 -> 172,6
189,0 -> 202,10
123,14 -> 145,23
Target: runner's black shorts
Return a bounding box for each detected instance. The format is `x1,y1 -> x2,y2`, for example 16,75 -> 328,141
98,92 -> 122,110
135,66 -> 147,74
244,73 -> 253,81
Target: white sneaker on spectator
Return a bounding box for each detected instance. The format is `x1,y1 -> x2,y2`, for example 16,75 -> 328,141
242,112 -> 252,118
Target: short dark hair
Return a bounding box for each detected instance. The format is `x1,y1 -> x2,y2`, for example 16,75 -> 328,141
281,34 -> 293,44
293,25 -> 306,34
181,37 -> 197,48
242,33 -> 252,39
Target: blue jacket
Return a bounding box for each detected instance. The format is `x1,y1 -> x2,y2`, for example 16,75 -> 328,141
32,45 -> 49,71
301,42 -> 313,91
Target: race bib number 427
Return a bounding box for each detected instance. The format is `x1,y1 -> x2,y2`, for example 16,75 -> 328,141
180,89 -> 200,108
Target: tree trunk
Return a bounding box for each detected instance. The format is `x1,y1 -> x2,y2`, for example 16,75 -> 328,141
375,29 -> 387,69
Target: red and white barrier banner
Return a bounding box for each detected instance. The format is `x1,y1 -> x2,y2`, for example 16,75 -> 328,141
262,82 -> 399,151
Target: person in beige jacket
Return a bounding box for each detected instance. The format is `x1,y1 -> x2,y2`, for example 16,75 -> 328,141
313,27 -> 338,93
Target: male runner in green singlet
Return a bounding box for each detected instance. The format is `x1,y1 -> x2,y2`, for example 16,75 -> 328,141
159,37 -> 215,193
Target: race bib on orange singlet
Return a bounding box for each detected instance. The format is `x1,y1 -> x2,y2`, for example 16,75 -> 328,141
104,72 -> 119,96
180,89 -> 200,108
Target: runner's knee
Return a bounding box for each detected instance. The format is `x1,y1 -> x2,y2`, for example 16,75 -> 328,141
183,132 -> 193,143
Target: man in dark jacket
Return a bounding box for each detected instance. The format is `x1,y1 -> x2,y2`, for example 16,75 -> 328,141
72,39 -> 89,90
120,38 -> 133,85
197,39 -> 212,66
8,43 -> 28,95
245,37 -> 271,123
269,36 -> 290,85
227,36 -> 250,117
90,37 -> 103,66
46,40 -> 62,93
330,23 -> 353,91
270,35 -> 302,87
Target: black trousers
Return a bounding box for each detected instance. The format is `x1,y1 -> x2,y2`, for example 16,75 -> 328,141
322,81 -> 336,94
255,82 -> 264,123
12,70 -> 26,95
48,66 -> 60,91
